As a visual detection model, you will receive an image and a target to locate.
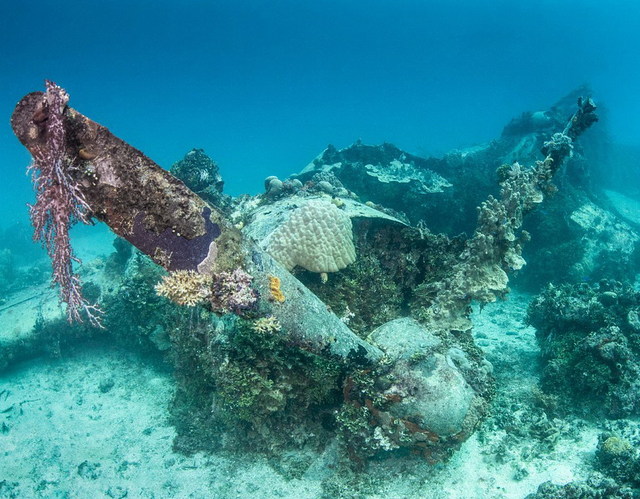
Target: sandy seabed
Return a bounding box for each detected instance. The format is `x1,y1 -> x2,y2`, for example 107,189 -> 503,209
1,284 -> 612,499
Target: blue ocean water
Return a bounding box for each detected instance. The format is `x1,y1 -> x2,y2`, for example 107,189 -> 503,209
2,0 -> 639,230
3,3 -> 640,497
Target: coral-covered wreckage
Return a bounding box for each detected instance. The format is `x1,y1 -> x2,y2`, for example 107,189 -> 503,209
11,82 -> 599,463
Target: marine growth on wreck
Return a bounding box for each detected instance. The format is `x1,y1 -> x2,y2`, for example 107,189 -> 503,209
8,81 -> 599,462
3,71 -> 640,498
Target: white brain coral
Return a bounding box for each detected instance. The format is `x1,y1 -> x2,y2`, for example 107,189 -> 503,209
266,199 -> 356,273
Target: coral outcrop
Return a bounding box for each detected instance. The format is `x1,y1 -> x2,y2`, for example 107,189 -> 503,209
528,280 -> 640,418
170,148 -> 233,213
526,474 -> 634,499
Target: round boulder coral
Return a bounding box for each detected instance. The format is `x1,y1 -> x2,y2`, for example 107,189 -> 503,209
266,199 -> 356,274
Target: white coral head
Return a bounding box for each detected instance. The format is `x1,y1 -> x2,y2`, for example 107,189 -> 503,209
266,199 -> 356,273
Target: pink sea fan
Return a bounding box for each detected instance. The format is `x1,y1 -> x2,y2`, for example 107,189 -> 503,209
28,81 -> 102,327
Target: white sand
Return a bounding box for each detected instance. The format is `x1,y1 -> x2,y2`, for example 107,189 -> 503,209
604,189 -> 640,226
0,288 -> 608,498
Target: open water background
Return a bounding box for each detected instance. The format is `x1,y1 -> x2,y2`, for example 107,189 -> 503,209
2,0 -> 639,231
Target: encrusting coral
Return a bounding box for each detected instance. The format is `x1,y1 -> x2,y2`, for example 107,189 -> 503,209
268,275 -> 285,303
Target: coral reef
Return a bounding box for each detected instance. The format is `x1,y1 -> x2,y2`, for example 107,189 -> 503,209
304,252 -> 403,336
527,280 -> 640,418
169,314 -> 343,454
302,219 -> 462,337
11,82 -> 607,470
411,97 -> 597,334
595,421 -> 640,488
101,252 -> 186,353
292,89 -> 636,295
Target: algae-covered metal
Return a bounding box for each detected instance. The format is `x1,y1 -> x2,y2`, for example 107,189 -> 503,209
11,88 -> 240,273
11,82 -> 383,367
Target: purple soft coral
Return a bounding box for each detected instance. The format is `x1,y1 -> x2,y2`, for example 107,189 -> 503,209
28,81 -> 102,327
211,268 -> 258,315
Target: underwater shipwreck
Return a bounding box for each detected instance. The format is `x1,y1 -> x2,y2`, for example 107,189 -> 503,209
4,82 -> 640,496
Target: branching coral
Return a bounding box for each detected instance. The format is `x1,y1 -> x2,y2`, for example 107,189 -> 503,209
252,316 -> 281,334
155,270 -> 212,306
23,81 -> 101,326
415,98 -> 597,332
